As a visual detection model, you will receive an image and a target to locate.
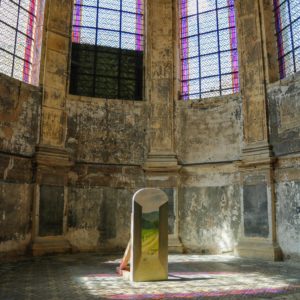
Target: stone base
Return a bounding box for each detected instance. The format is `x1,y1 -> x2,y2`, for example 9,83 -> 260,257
143,153 -> 181,172
168,235 -> 184,253
35,145 -> 73,167
31,236 -> 72,256
236,239 -> 283,261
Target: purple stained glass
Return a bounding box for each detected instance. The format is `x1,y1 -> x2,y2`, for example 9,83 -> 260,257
136,0 -> 143,51
228,0 -> 239,92
179,0 -> 239,100
0,0 -> 39,84
181,0 -> 189,100
72,0 -> 82,43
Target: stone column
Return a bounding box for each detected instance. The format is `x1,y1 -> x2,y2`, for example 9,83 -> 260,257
143,0 -> 182,252
235,0 -> 282,260
32,0 -> 73,255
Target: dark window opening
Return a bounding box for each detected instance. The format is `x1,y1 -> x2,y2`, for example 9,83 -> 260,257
70,0 -> 144,100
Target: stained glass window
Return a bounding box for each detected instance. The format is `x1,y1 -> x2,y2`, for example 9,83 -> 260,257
180,0 -> 239,100
274,0 -> 300,79
0,0 -> 39,84
70,0 -> 144,100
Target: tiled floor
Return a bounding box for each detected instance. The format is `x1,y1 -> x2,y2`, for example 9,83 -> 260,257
0,253 -> 300,300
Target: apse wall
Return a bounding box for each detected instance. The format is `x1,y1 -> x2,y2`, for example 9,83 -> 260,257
176,94 -> 243,253
268,72 -> 300,260
61,93 -> 243,254
0,73 -> 41,256
64,96 -> 148,251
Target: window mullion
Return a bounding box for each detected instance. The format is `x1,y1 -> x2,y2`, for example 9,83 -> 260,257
216,0 -> 222,96
93,0 -> 100,97
286,0 -> 296,74
118,0 -> 123,99
11,0 -> 21,78
196,0 -> 201,99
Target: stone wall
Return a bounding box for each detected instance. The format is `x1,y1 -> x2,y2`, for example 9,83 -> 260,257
175,94 -> 242,253
65,161 -> 145,252
268,73 -> 300,156
66,186 -> 134,252
176,94 -> 242,164
62,92 -> 243,254
0,74 -> 41,257
275,179 -> 300,260
268,73 -> 300,260
64,96 -> 148,251
0,74 -> 41,156
179,164 -> 241,254
0,182 -> 33,256
66,96 -> 148,164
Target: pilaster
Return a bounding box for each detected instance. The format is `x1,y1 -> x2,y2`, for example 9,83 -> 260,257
143,0 -> 182,252
32,0 -> 73,255
235,0 -> 282,260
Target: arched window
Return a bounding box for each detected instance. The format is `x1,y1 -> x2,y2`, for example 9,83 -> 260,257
0,0 -> 42,85
70,0 -> 144,100
274,0 -> 300,79
180,0 -> 239,100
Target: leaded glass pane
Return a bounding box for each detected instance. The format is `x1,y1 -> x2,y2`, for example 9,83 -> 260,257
274,0 -> 300,78
180,0 -> 239,100
0,0 -> 37,83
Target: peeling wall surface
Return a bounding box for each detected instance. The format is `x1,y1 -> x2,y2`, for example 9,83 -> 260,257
179,165 -> 241,254
276,181 -> 300,259
0,74 -> 40,256
0,74 -> 41,155
179,185 -> 241,254
67,187 -> 134,251
175,95 -> 242,253
66,97 -> 148,164
268,73 -> 300,259
66,162 -> 146,252
268,73 -> 300,156
176,95 -> 242,164
0,182 -> 33,256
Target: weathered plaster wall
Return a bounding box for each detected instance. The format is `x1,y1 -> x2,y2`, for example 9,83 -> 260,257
0,182 -> 33,257
268,73 -> 300,156
176,94 -> 242,164
179,164 -> 241,254
63,92 -> 243,254
66,157 -> 146,252
67,186 -> 134,252
268,73 -> 300,259
66,96 -> 148,164
276,180 -> 300,260
274,155 -> 300,260
175,95 -> 242,253
0,74 -> 41,155
0,74 -> 40,257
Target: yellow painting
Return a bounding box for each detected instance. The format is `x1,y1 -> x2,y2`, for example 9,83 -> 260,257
134,211 -> 166,281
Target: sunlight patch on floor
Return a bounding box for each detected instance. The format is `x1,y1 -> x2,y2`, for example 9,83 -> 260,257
76,271 -> 296,299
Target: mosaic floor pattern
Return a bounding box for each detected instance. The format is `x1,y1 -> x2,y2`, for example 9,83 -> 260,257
0,253 -> 300,300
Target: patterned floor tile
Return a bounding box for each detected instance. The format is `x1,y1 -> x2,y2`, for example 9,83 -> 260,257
0,254 -> 300,299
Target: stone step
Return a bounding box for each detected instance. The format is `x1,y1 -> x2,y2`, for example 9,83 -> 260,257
31,237 -> 72,256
